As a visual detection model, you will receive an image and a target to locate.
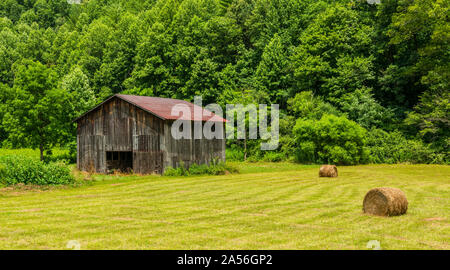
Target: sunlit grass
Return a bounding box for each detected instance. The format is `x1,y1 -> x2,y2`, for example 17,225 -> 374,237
0,163 -> 448,250
0,148 -> 69,159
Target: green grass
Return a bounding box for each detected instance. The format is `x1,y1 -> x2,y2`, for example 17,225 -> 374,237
0,163 -> 448,250
0,148 -> 69,159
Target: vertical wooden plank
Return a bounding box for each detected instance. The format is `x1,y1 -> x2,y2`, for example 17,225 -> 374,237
76,134 -> 80,170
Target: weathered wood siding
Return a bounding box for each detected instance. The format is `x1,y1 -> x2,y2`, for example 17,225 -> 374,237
77,97 -> 164,174
77,96 -> 225,174
163,121 -> 226,169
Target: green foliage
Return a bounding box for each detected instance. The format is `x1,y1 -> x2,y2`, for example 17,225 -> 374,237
288,91 -> 340,120
0,148 -> 72,162
163,167 -> 185,176
0,83 -> 11,144
2,60 -> 72,160
164,161 -> 239,176
0,155 -> 74,186
0,163 -> 6,181
293,114 -> 368,165
0,0 -> 447,165
405,91 -> 450,156
254,33 -> 293,107
291,3 -> 374,102
225,147 -> 245,162
262,151 -> 285,162
365,129 -> 446,164
164,161 -> 189,176
219,0 -> 233,14
43,149 -> 76,164
377,0 -> 449,109
338,88 -> 395,129
61,66 -> 96,117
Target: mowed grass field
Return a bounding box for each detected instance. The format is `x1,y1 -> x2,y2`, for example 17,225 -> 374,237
0,162 -> 448,250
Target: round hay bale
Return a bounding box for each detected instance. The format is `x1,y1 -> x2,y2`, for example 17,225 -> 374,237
319,165 -> 338,177
363,187 -> 408,217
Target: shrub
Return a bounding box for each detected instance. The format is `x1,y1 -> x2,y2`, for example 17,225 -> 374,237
163,166 -> 186,176
164,161 -> 189,176
0,155 -> 74,186
0,163 -> 6,180
339,88 -> 395,129
293,114 -> 368,165
262,152 -> 285,162
188,163 -> 210,175
43,152 -> 76,164
164,161 -> 239,176
225,148 -> 245,161
366,129 -> 445,164
296,141 -> 316,164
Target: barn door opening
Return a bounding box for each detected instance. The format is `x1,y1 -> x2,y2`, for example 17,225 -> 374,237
106,151 -> 133,173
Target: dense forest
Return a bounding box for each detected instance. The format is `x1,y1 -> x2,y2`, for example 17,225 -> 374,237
0,0 -> 448,164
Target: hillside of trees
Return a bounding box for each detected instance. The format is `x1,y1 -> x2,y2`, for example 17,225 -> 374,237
0,0 -> 448,164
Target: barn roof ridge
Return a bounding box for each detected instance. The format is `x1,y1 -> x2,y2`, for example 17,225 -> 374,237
74,94 -> 227,122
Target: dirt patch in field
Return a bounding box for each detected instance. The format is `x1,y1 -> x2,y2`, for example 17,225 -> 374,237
0,184 -> 67,196
6,191 -> 30,196
384,234 -> 449,249
63,194 -> 98,198
427,197 -> 445,201
385,235 -> 408,241
17,208 -> 42,213
152,220 -> 174,225
112,217 -> 136,221
424,217 -> 449,229
1,184 -> 42,192
418,240 -> 449,249
2,183 -> 70,191
248,212 -> 269,217
424,217 -> 446,221
291,223 -> 343,232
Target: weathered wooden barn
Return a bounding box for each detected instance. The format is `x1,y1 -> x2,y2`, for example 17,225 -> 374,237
75,94 -> 226,174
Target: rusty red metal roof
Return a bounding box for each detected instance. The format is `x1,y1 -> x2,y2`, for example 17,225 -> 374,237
75,94 -> 227,122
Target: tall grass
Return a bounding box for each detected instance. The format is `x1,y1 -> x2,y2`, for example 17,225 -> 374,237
0,155 -> 74,186
0,148 -> 70,159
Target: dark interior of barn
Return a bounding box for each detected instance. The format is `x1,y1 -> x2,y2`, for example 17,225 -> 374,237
106,151 -> 133,173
